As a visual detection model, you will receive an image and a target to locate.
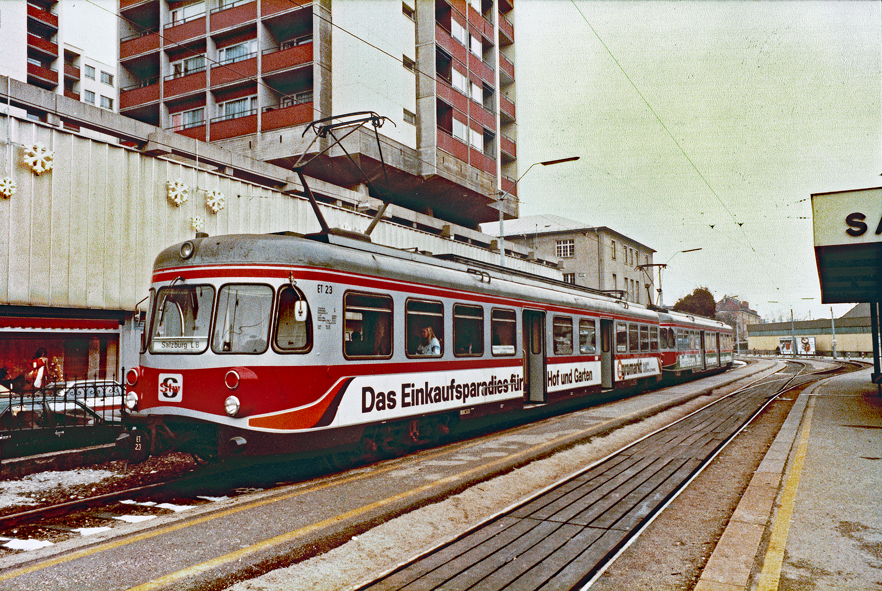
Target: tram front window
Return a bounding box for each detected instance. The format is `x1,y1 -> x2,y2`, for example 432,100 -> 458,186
150,285 -> 214,353
212,284 -> 274,354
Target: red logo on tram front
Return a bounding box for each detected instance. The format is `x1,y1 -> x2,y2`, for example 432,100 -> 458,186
158,373 -> 183,402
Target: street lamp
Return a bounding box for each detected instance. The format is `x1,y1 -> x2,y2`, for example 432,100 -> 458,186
496,156 -> 580,267
638,248 -> 702,308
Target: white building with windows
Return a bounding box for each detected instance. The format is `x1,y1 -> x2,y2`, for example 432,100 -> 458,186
481,215 -> 656,305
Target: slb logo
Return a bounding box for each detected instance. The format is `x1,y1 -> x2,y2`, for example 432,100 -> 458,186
158,373 -> 183,402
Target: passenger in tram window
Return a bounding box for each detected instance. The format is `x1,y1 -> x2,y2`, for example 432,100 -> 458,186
416,325 -> 441,356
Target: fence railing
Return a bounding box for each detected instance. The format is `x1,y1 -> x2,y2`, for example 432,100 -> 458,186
0,374 -> 125,460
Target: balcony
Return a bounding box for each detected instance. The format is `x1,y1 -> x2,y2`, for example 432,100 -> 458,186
64,63 -> 80,81
261,0 -> 306,17
500,175 -> 517,198
210,110 -> 257,140
500,95 -> 515,122
164,14 -> 206,44
27,33 -> 59,59
120,30 -> 160,60
211,55 -> 257,87
164,69 -> 206,99
470,148 -> 496,175
435,79 -> 469,114
500,53 -> 515,83
469,57 -> 493,86
470,103 -> 495,131
120,0 -> 157,10
437,129 -> 469,163
261,100 -> 314,131
63,89 -> 80,101
27,62 -> 58,89
500,134 -> 516,160
435,24 -> 468,65
210,0 -> 256,31
27,4 -> 58,29
120,77 -> 160,109
499,13 -> 514,45
262,42 -> 313,74
170,123 -> 206,141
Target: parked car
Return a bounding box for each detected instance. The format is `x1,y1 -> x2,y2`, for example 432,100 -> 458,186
0,396 -> 122,459
46,380 -> 124,422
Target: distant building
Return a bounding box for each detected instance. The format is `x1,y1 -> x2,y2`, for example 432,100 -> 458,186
480,215 -> 655,305
747,304 -> 873,357
715,295 -> 761,349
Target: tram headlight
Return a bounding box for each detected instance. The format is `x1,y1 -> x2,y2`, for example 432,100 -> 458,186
224,396 -> 240,417
179,241 -> 195,259
125,391 -> 139,411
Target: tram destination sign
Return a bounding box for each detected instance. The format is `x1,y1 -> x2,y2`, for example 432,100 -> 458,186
812,187 -> 882,303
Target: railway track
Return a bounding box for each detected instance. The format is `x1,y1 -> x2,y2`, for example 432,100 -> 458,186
0,360 -> 858,590
354,359 -> 859,591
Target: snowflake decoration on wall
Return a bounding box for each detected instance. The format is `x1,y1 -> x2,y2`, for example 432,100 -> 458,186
22,143 -> 54,175
0,177 -> 16,199
167,180 -> 189,207
191,216 -> 205,232
204,189 -> 225,214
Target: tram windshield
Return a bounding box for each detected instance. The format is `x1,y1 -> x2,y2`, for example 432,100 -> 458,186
150,285 -> 214,353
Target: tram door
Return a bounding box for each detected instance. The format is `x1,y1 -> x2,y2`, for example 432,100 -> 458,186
523,310 -> 546,403
700,331 -> 707,370
600,319 -> 614,389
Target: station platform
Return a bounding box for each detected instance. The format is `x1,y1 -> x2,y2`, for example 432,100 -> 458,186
696,366 -> 882,590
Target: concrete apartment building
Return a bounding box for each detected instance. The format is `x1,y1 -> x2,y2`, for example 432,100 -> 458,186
117,0 -> 518,229
0,1 -> 119,128
481,214 -> 656,305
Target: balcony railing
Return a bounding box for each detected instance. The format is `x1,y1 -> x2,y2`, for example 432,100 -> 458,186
211,0 -> 251,13
27,3 -> 58,29
210,108 -> 257,125
164,66 -> 207,81
122,76 -> 160,92
121,27 -> 159,43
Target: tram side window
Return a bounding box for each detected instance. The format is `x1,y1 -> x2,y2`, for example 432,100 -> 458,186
579,319 -> 596,354
639,325 -> 649,352
668,328 -> 676,349
616,322 -> 628,353
552,317 -> 573,355
628,323 -> 639,353
676,329 -> 686,350
650,326 -> 659,351
454,304 -> 484,356
150,285 -> 214,354
213,284 -> 274,354
344,292 -> 393,357
275,286 -> 312,352
406,299 -> 444,357
491,308 -> 517,356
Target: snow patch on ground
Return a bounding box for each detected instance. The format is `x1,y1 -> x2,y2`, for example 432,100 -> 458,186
0,469 -> 115,509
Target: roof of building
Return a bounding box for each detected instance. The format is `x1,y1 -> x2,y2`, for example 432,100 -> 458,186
479,215 -> 655,253
840,303 -> 871,319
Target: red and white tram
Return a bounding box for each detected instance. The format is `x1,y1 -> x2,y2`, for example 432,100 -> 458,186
119,232 -> 732,464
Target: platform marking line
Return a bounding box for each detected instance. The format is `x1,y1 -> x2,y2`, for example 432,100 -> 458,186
756,395 -> 816,591
0,414 -> 622,586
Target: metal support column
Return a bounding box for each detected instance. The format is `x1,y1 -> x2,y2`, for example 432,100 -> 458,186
871,300 -> 881,391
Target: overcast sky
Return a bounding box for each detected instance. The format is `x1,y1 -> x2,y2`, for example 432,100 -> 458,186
515,0 -> 881,321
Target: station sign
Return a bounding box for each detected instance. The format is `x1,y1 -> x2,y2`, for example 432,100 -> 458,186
812,187 -> 882,303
